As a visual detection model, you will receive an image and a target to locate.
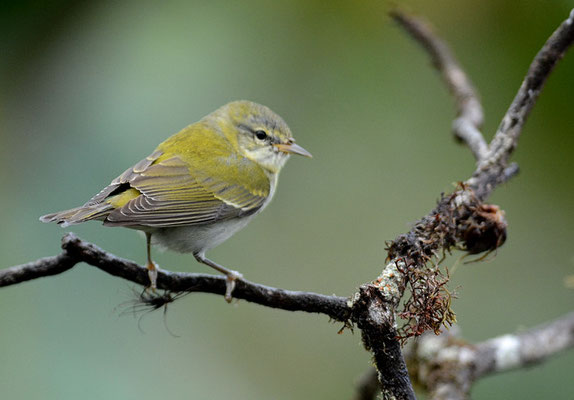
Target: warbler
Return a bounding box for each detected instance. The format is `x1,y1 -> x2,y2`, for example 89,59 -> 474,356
40,100 -> 312,301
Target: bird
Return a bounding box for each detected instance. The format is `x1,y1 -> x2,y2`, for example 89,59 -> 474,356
40,100 -> 312,301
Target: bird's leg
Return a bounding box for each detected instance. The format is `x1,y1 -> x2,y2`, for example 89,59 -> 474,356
193,253 -> 243,303
145,232 -> 159,291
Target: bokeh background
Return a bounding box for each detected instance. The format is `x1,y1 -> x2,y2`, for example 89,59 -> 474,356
1,0 -> 573,399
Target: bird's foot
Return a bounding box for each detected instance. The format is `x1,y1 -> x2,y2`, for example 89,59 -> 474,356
224,270 -> 243,303
146,261 -> 160,291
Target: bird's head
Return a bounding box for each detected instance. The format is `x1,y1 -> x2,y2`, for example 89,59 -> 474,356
206,100 -> 312,174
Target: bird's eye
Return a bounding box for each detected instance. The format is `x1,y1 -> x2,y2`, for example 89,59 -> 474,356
254,130 -> 268,140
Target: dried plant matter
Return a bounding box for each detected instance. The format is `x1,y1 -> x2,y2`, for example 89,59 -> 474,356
384,186 -> 507,340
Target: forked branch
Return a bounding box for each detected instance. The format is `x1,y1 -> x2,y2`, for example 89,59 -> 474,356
348,7 -> 574,399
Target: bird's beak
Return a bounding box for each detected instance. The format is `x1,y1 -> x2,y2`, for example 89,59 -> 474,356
273,143 -> 313,158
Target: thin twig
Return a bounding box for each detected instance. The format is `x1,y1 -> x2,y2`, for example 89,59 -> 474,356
484,8 -> 574,168
391,9 -> 487,161
471,8 -> 574,199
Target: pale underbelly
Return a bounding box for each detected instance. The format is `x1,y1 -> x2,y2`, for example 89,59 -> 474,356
150,216 -> 255,255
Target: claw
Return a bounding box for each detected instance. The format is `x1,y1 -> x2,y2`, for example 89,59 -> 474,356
147,261 -> 159,291
192,253 -> 244,303
224,270 -> 243,303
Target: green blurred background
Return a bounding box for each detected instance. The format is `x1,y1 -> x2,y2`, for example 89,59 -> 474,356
1,0 -> 573,398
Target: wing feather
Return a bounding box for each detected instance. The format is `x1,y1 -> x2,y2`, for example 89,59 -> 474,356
101,151 -> 270,227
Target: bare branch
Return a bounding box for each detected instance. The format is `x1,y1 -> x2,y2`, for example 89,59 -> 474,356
1,233 -> 351,322
472,8 -> 574,197
474,311 -> 574,378
391,9 -> 487,161
407,313 -> 574,400
0,253 -> 76,286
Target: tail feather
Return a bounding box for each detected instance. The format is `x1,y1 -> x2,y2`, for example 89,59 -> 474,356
40,204 -> 113,227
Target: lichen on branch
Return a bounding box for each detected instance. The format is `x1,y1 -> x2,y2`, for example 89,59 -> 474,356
380,184 -> 507,340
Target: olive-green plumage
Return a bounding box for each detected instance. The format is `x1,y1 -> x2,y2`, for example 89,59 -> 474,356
40,100 -> 311,299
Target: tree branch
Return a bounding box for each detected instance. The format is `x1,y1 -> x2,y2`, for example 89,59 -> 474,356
352,285 -> 416,400
406,313 -> 574,400
474,311 -> 574,379
349,8 -> 574,399
470,8 -> 574,199
0,253 -> 76,286
1,233 -> 351,322
361,312 -> 574,400
483,8 -> 574,167
390,9 -> 487,161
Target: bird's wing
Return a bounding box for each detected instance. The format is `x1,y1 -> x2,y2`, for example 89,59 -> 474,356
92,150 -> 270,228
85,151 -> 163,206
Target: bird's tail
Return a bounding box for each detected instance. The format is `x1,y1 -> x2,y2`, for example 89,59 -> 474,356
39,204 -> 113,227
